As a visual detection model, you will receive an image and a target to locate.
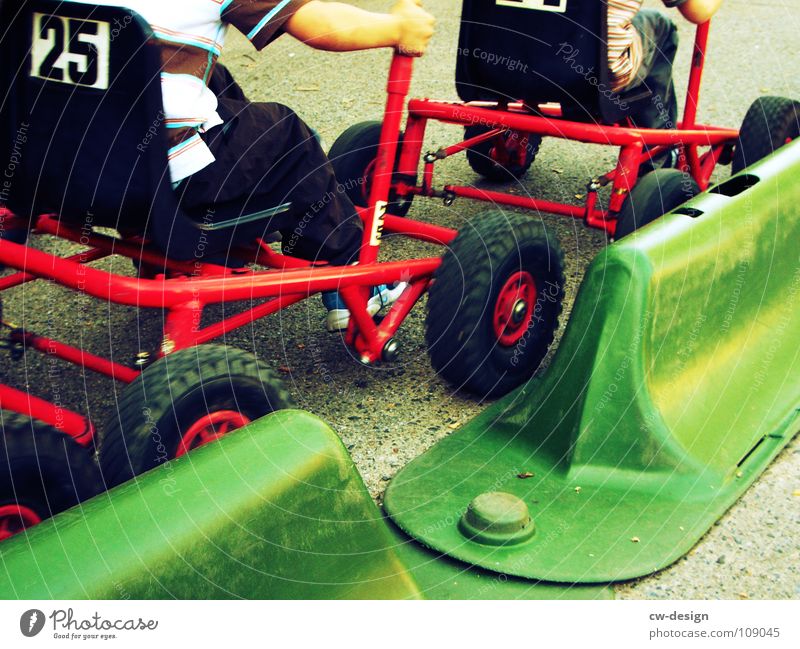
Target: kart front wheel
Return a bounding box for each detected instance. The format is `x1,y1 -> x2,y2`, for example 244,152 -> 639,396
732,96 -> 800,174
0,412 -> 100,541
426,211 -> 565,399
99,345 -> 294,487
614,169 -> 700,239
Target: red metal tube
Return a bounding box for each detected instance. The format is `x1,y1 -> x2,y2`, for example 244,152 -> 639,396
361,54 -> 415,266
0,247 -> 107,291
682,21 -> 711,130
398,113 -> 428,177
0,383 -> 94,446
178,294 -> 309,349
253,243 -> 317,269
444,186 -> 588,219
0,208 -> 29,231
34,215 -> 213,276
407,98 -> 737,147
339,285 -> 382,361
441,128 -> 504,158
0,238 -> 441,307
11,330 -> 140,383
377,278 -> 430,338
383,215 -> 457,245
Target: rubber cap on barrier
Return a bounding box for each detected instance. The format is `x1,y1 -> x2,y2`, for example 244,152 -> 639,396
385,141 -> 800,583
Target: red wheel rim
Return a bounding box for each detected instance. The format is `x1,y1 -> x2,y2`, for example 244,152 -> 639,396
493,271 -> 537,346
176,410 -> 252,458
490,130 -> 527,167
0,504 -> 42,541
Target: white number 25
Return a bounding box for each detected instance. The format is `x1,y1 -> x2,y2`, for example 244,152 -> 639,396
30,13 -> 110,89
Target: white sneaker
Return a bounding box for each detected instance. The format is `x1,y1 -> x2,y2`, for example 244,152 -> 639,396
325,283 -> 408,332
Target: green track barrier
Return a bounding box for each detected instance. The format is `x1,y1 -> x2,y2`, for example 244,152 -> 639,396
385,141 -> 800,583
0,411 -> 609,599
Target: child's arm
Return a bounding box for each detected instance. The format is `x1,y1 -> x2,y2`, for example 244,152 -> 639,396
285,0 -> 435,56
674,0 -> 723,24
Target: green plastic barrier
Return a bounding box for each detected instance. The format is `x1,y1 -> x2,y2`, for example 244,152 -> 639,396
385,141 -> 800,583
0,411 -> 609,599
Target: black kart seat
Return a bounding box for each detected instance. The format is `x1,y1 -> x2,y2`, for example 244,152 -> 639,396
456,0 -> 651,123
0,0 -> 288,261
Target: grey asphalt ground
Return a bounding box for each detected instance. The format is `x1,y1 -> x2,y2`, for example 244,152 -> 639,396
2,0 -> 799,599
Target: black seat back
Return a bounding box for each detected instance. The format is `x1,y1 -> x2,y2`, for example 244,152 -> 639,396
0,0 -> 205,259
456,0 -> 650,122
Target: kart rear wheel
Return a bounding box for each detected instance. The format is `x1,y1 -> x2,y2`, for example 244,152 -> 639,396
99,345 -> 294,487
426,211 -> 565,399
732,96 -> 800,174
328,121 -> 414,217
0,412 -> 100,541
464,125 -> 539,182
614,169 -> 700,239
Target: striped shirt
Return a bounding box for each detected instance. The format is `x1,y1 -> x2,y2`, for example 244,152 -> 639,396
69,0 -> 308,182
608,0 -> 687,91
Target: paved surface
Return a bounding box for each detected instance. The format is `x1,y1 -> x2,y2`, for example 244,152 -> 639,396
1,0 -> 799,599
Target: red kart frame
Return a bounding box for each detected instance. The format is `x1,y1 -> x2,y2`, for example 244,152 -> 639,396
386,21 -> 738,233
0,201 -> 452,443
0,21 -> 734,447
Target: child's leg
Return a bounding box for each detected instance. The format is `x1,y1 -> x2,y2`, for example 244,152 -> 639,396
176,98 -> 363,266
626,9 -> 680,130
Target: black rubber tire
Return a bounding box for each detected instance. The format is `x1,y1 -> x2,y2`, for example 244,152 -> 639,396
464,125 -> 539,182
426,211 -> 565,399
615,169 -> 700,239
732,96 -> 800,174
327,121 -> 413,217
1,411 -> 100,536
99,345 -> 295,487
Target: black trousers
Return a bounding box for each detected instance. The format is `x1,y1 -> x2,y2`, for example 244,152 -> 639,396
174,65 -> 363,265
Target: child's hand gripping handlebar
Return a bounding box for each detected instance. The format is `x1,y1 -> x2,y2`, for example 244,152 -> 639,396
391,0 -> 435,57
